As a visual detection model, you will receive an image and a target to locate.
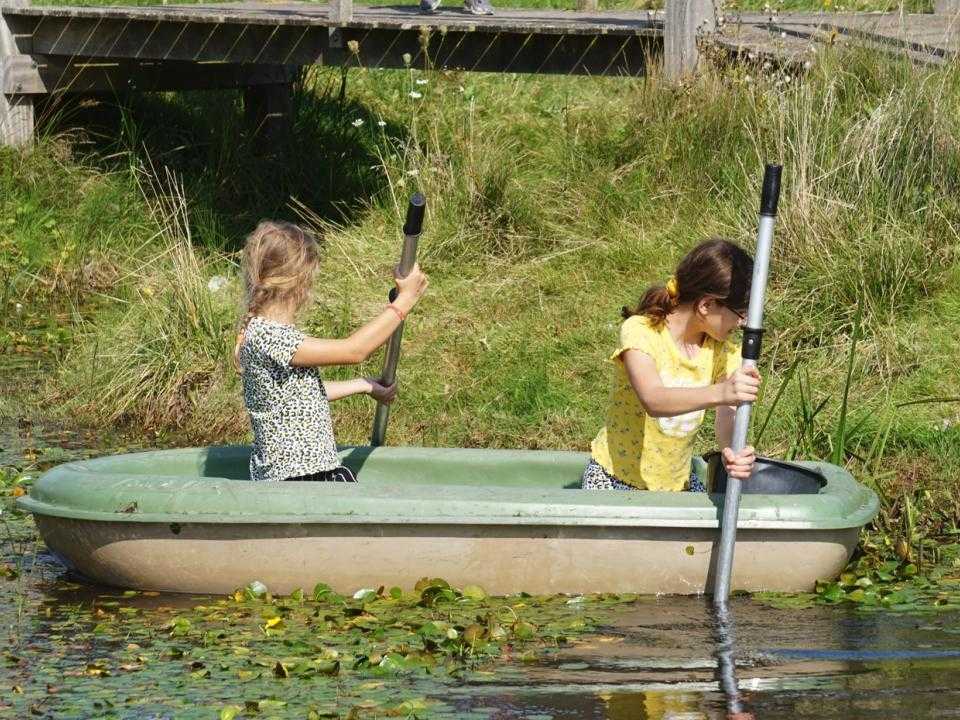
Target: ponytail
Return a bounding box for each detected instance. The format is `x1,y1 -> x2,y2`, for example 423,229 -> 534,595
622,238 -> 753,325
623,284 -> 676,323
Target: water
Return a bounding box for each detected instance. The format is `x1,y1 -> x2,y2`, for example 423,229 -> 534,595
3,416 -> 960,719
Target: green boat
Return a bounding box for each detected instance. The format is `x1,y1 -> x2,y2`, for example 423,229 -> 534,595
17,445 -> 878,596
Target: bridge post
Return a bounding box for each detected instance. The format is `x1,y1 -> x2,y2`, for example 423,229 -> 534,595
330,0 -> 353,24
663,0 -> 716,82
1,0 -> 33,148
935,1 -> 960,14
244,82 -> 293,154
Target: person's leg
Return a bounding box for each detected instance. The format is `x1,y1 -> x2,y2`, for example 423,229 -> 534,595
686,470 -> 706,493
464,0 -> 494,15
581,459 -> 635,491
284,467 -> 358,482
419,0 -> 441,14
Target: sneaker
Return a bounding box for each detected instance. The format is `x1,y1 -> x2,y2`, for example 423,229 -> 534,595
464,0 -> 493,15
419,0 -> 441,13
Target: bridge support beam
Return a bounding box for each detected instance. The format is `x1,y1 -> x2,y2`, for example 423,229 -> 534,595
663,0 -> 716,82
244,82 -> 293,154
1,0 -> 33,148
935,1 -> 960,15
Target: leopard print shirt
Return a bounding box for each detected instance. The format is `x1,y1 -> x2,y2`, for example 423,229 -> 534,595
239,316 -> 340,482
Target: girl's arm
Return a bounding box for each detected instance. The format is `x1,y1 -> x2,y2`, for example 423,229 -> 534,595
716,384 -> 756,481
622,350 -> 760,418
291,265 -> 428,368
324,378 -> 396,403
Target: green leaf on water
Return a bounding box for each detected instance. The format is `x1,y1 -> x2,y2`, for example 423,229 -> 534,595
219,706 -> 243,720
312,583 -> 332,601
463,584 -> 487,600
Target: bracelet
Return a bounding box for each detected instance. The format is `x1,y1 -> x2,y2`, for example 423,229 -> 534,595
387,303 -> 406,322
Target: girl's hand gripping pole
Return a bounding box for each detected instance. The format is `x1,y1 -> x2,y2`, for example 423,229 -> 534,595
713,164 -> 782,608
370,193 -> 426,447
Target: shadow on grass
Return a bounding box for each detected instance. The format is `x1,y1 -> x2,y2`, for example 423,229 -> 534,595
36,67 -> 405,250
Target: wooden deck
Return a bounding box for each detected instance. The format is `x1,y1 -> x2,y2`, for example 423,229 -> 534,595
1,1 -> 957,147
719,9 -> 960,66
2,3 -> 957,80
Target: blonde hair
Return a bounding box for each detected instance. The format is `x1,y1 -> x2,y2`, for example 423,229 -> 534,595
234,220 -> 320,370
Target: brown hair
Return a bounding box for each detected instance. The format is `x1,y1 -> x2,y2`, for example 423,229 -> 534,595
622,238 -> 753,324
234,220 -> 320,369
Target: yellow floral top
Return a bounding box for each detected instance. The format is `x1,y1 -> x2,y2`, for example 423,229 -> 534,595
590,315 -> 741,491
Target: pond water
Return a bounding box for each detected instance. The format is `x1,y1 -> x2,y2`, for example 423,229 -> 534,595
2,415 -> 960,719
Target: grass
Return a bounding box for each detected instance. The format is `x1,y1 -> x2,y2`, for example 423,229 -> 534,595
1,6 -> 958,565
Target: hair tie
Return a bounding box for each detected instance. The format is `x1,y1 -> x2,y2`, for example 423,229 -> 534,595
665,276 -> 679,300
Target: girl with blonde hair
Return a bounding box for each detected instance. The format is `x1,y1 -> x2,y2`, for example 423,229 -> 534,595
583,238 -> 761,492
235,220 -> 428,483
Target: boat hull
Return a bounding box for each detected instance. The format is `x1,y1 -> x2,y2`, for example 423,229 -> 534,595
36,517 -> 858,595
20,445 -> 877,596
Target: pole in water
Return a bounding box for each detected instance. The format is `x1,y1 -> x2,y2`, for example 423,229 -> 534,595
370,193 -> 426,447
713,164 -> 782,608
713,603 -> 748,718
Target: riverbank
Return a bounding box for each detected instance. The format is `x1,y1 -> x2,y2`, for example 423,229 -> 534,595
2,9 -> 959,566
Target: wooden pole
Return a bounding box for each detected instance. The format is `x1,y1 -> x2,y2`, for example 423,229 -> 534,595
243,82 -> 292,153
576,0 -> 599,12
935,1 -> 960,15
663,0 -> 716,82
329,0 -> 353,24
1,0 -> 33,148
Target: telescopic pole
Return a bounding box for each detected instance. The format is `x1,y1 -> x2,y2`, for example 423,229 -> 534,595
370,193 -> 426,447
713,164 -> 782,608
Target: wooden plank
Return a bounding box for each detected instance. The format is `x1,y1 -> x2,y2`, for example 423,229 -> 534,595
2,54 -> 297,94
663,0 -> 714,80
339,26 -> 652,75
1,0 -> 33,148
329,0 -> 352,24
10,13 -> 653,75
1,54 -> 39,93
10,16 -> 331,65
3,4 -> 663,38
935,0 -> 960,15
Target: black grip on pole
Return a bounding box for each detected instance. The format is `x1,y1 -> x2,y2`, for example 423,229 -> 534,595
759,164 -> 782,217
740,327 -> 764,361
403,193 -> 426,236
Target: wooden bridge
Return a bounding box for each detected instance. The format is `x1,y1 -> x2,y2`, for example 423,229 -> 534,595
1,0 -> 958,148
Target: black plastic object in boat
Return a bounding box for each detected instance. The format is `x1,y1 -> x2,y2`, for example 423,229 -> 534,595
706,453 -> 825,495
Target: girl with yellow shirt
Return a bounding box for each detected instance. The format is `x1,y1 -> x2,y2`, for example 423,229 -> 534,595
583,238 -> 761,492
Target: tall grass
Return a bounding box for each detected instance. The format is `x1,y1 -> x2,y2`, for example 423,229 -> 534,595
54,163 -> 242,437
1,40 -> 955,475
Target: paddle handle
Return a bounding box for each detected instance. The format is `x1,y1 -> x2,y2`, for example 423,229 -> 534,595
370,194 -> 426,447
714,164 -> 782,607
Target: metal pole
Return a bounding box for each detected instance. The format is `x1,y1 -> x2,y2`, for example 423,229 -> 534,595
713,164 -> 782,608
370,193 -> 426,447
713,603 -> 746,717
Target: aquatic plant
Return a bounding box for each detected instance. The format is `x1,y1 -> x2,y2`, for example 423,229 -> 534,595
1,569 -> 640,718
